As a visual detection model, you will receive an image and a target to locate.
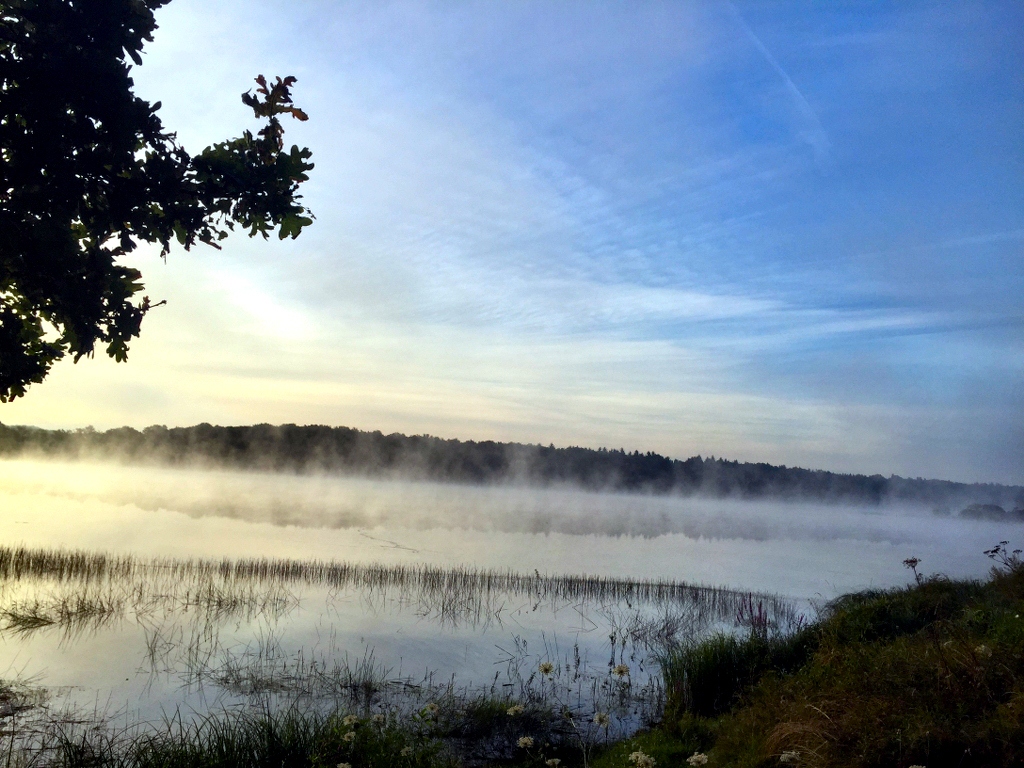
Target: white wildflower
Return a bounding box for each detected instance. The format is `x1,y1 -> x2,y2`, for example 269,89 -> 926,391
539,661 -> 555,675
517,736 -> 535,749
342,714 -> 359,726
686,753 -> 708,766
400,746 -> 414,757
341,731 -> 356,743
546,760 -> 562,767
593,712 -> 611,727
507,704 -> 526,716
630,749 -> 657,767
371,713 -> 386,724
612,663 -> 630,678
779,750 -> 800,764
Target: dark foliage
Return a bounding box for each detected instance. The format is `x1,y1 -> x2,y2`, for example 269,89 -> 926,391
1,420 -> 1021,508
0,0 -> 313,401
661,630 -> 817,719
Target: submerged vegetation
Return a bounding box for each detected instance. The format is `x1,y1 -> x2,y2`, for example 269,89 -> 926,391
2,421 -> 1021,508
0,545 -> 797,633
0,544 -> 791,765
0,548 -> 721,758
3,544 -> 1022,766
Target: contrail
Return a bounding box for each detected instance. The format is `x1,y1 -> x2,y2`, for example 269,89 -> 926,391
728,2 -> 831,167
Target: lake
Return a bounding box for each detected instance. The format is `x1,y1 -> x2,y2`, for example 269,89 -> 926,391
0,458 -> 1011,744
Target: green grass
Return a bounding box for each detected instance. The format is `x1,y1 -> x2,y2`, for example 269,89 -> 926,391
591,719 -> 713,768
650,548 -> 1024,767
51,708 -> 454,768
660,631 -> 816,720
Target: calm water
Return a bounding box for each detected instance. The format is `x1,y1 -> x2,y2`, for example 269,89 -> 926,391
0,458 -> 1013,734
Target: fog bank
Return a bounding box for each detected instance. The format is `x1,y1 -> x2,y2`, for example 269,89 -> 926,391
1,458 -> 1018,598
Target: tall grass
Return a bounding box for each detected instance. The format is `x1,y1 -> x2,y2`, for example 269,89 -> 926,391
661,630 -> 815,719
0,575 -> 299,636
0,545 -> 800,634
45,707 -> 454,768
0,543 -> 763,606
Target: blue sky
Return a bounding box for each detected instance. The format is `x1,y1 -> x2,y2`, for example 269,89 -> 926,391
7,0 -> 1023,483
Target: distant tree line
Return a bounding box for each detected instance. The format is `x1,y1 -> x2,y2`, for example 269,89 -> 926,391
0,421 -> 1020,509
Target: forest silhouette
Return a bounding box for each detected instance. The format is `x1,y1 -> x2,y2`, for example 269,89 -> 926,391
1,421 -> 1020,511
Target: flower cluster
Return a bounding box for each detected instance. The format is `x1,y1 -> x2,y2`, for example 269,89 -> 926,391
779,750 -> 800,764
507,704 -> 526,716
593,712 -> 611,728
539,661 -> 555,675
342,714 -> 359,726
545,759 -> 561,767
686,753 -> 708,766
629,749 -> 656,767
517,736 -> 535,749
612,663 -> 630,678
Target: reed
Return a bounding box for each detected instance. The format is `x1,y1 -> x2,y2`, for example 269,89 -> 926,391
18,706 -> 455,768
0,575 -> 299,636
0,545 -> 800,635
0,544 -> 803,766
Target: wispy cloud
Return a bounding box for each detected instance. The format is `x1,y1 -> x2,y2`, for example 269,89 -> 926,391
6,0 -> 1021,484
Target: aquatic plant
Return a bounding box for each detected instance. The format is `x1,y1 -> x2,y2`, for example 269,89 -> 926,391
36,706 -> 451,768
0,545 -> 800,637
0,544 -> 803,766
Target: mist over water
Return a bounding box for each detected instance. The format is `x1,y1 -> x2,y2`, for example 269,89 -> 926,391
2,455 -> 1020,745
0,458 -> 1014,598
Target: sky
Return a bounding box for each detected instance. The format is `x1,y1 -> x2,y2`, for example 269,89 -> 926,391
5,0 -> 1023,484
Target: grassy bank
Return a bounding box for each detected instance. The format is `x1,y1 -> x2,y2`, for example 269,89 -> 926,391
604,544 -> 1024,768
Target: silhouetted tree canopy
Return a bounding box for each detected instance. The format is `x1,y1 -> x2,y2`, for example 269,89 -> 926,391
1,421 -> 1021,511
0,0 -> 314,401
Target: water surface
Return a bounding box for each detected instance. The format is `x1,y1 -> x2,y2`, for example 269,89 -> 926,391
0,458 -> 1013,735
